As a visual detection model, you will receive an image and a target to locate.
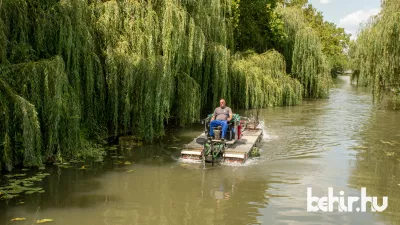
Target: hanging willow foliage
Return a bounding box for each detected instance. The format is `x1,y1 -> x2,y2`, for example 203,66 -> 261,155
0,0 -> 234,170
231,50 -> 303,109
279,6 -> 331,98
0,0 -> 327,170
351,0 -> 400,109
292,28 -> 331,98
0,78 -> 42,171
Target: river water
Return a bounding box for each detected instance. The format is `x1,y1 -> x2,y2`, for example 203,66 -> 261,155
1,76 -> 400,225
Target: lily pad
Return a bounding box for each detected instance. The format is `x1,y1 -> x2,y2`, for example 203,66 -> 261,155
22,182 -> 34,187
114,161 -> 122,165
5,174 -> 26,178
1,194 -> 16,199
69,159 -> 80,163
0,172 -> 49,201
58,164 -> 72,169
36,219 -> 54,223
11,218 -> 26,221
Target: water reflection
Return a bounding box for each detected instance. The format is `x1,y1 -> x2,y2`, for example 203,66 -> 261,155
0,156 -> 271,225
349,109 -> 400,225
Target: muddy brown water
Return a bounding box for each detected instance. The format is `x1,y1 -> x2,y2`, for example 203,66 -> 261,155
1,76 -> 400,225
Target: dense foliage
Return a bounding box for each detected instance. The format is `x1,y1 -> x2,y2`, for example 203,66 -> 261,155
351,0 -> 400,109
0,0 -> 346,170
233,0 -> 286,53
0,0 -> 232,170
301,4 -> 350,77
279,6 -> 331,98
231,50 -> 302,109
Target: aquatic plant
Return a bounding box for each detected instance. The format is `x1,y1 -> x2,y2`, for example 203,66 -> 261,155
0,172 -> 50,200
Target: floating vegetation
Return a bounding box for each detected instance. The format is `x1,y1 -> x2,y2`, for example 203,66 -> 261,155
351,0 -> 400,109
380,140 -> 398,146
36,219 -> 54,224
11,218 -> 26,221
0,172 -> 49,200
57,164 -> 72,169
94,158 -> 104,163
4,174 -> 26,178
250,147 -> 261,157
386,152 -> 396,157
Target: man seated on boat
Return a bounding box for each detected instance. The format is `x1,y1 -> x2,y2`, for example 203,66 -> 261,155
209,99 -> 233,141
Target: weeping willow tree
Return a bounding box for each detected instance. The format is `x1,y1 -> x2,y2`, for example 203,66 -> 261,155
231,50 -> 302,109
0,0 -> 234,170
351,0 -> 400,109
93,0 -> 232,135
291,28 -> 331,98
0,79 -> 42,171
182,0 -> 233,113
279,6 -> 331,98
0,0 -> 335,171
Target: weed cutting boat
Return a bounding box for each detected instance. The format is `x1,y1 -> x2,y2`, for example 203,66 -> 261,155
181,114 -> 263,167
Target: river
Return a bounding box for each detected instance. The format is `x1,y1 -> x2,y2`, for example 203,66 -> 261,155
1,76 -> 400,225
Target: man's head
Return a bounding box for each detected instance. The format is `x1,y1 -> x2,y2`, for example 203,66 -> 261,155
219,99 -> 226,108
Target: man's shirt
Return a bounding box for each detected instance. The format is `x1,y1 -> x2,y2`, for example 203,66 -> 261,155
213,107 -> 232,121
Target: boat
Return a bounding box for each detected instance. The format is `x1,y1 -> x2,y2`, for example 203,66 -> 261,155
180,114 -> 263,167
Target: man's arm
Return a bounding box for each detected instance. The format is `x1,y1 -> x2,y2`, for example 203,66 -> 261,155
227,113 -> 233,122
211,109 -> 216,121
227,108 -> 233,121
